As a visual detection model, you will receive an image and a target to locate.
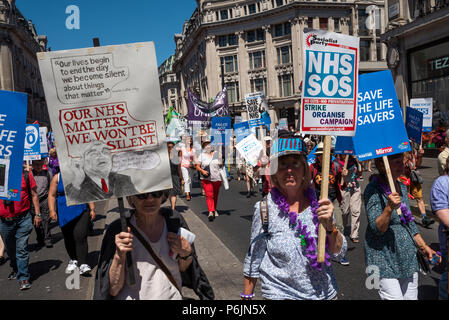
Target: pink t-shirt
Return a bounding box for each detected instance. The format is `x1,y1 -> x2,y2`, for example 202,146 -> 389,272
181,147 -> 195,168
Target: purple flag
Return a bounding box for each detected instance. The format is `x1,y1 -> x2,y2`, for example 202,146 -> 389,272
187,87 -> 229,126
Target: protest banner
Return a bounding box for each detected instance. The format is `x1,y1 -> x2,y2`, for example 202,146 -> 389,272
234,116 -> 243,124
245,92 -> 268,129
211,117 -> 231,147
300,29 -> 359,263
187,88 -> 229,128
353,70 -> 412,215
37,42 -> 172,206
410,98 -> 433,132
236,134 -> 263,167
300,30 -> 359,136
279,118 -> 288,130
405,107 -> 424,145
40,126 -> 49,158
245,91 -> 269,158
234,121 -> 251,144
0,90 -> 27,201
24,124 -> 42,162
334,136 -> 355,185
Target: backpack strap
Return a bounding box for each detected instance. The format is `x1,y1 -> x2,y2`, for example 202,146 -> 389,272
247,196 -> 270,257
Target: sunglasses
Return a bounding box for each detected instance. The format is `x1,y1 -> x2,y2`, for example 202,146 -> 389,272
135,191 -> 165,200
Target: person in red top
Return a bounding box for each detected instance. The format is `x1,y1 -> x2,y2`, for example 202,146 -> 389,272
0,168 -> 41,290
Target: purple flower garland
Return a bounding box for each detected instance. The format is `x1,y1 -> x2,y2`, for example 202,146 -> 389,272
271,187 -> 331,271
372,176 -> 415,225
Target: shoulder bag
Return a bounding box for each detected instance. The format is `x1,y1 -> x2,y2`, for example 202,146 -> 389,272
127,223 -> 182,294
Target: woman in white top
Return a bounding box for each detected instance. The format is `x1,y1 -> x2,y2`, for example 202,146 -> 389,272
105,190 -> 193,300
196,141 -> 223,221
180,137 -> 197,201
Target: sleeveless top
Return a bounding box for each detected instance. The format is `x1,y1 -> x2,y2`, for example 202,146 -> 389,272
57,174 -> 88,227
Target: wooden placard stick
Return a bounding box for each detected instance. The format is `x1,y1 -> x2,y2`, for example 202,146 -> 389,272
382,156 -> 402,215
317,135 -> 332,263
340,155 -> 349,186
118,197 -> 136,286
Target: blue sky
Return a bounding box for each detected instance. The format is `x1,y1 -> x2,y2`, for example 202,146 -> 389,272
16,0 -> 197,66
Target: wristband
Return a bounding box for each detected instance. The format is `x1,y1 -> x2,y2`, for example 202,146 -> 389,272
35,213 -> 42,218
240,293 -> 254,300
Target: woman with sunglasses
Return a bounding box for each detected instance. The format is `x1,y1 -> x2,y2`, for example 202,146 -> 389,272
94,190 -> 195,300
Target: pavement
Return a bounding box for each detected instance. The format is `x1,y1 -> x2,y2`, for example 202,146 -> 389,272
0,156 -> 445,300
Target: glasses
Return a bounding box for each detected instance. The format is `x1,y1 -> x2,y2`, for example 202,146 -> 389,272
135,191 -> 164,200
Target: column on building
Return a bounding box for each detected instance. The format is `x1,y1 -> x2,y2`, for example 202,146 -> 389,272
205,34 -> 220,101
0,32 -> 14,91
263,24 -> 275,98
238,30 -> 249,120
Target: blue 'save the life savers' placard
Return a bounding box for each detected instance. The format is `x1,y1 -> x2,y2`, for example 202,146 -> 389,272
352,70 -> 411,161
234,121 -> 251,144
0,90 -> 28,201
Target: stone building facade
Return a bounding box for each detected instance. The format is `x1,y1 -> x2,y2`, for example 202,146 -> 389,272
382,0 -> 449,153
172,0 -> 387,129
158,55 -> 180,116
0,0 -> 49,125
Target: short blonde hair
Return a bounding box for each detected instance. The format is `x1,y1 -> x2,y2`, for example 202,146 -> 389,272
270,154 -> 311,194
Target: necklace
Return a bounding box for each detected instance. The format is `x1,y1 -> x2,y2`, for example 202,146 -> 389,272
271,187 -> 331,271
373,176 -> 415,225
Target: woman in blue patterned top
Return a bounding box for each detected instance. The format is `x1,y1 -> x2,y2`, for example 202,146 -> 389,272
243,132 -> 347,300
364,153 -> 440,300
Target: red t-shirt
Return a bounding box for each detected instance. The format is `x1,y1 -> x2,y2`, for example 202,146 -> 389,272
0,171 -> 37,219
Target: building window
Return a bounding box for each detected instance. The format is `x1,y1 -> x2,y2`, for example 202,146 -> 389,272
274,22 -> 291,37
277,46 -> 291,65
307,18 -> 314,29
279,74 -> 293,97
247,28 -> 265,43
248,3 -> 257,14
276,0 -> 283,6
218,34 -> 238,47
319,18 -> 328,30
226,82 -> 240,103
220,10 -> 229,20
376,41 -> 383,61
251,78 -> 267,93
216,11 -> 219,21
170,88 -> 176,95
360,40 -> 370,61
222,55 -> 238,73
358,9 -> 369,36
249,51 -> 266,70
334,19 -> 341,32
170,76 -> 175,82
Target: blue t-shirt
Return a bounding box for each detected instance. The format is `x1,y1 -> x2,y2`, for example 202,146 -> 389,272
430,175 -> 449,254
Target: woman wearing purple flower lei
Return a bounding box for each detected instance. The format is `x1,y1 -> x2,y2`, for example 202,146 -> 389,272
242,132 -> 347,300
364,154 -> 441,300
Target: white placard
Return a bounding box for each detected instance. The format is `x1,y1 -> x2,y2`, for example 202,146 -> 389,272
236,134 -> 263,166
37,42 -> 172,205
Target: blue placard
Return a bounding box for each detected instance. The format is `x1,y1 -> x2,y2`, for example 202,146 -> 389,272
352,70 -> 411,161
211,117 -> 231,146
334,136 -> 355,155
234,121 -> 251,144
249,118 -> 264,128
23,124 -> 41,161
405,107 -> 423,145
0,90 -> 27,201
